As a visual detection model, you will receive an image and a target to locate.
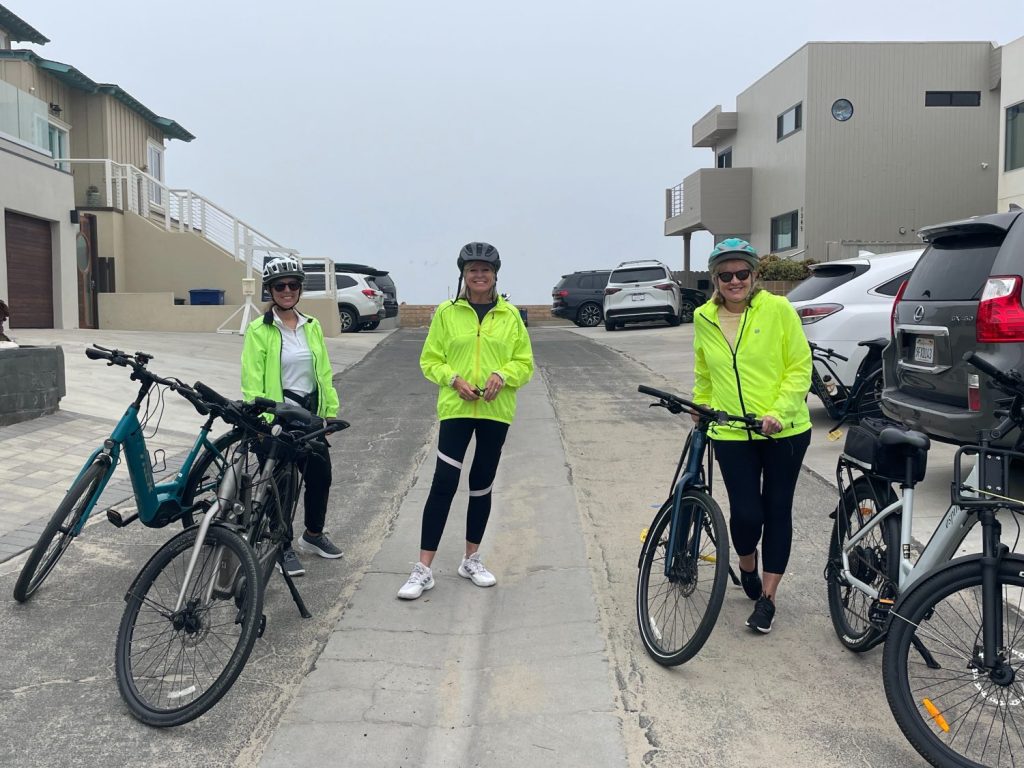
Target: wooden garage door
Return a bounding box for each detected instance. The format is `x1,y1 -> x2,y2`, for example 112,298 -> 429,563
5,211 -> 53,328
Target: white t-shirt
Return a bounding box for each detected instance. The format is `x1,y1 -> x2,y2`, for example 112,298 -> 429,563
272,309 -> 315,397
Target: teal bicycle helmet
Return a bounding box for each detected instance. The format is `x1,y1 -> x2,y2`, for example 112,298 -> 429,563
708,238 -> 759,273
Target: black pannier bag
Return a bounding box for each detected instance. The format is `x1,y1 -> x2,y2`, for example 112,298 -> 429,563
842,416 -> 928,484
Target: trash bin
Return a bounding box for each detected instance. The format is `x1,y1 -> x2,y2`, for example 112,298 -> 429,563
188,289 -> 225,306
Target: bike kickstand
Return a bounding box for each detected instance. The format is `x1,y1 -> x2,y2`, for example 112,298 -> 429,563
277,551 -> 313,619
910,635 -> 942,670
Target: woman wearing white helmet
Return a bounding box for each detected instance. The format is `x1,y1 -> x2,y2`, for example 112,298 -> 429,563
241,256 -> 343,577
692,239 -> 812,634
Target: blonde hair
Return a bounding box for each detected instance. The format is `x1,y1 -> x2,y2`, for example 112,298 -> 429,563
710,267 -> 762,307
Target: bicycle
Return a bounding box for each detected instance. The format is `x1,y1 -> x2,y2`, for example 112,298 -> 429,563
13,345 -> 241,603
824,351 -> 1024,767
114,380 -> 348,727
809,338 -> 887,431
635,385 -> 764,666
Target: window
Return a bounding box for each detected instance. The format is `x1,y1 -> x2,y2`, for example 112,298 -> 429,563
924,91 -> 981,107
786,265 -> 865,301
609,267 -> 667,284
902,235 -> 1003,302
48,122 -> 68,171
776,103 -> 802,140
771,210 -> 799,252
336,275 -> 358,289
1006,102 -> 1024,172
875,272 -> 912,297
717,148 -> 732,168
146,141 -> 164,206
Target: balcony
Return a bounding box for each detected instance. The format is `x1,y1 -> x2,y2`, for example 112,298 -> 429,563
664,167 -> 752,236
692,105 -> 737,148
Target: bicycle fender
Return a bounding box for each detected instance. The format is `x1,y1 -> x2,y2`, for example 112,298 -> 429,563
889,551 -> 1024,617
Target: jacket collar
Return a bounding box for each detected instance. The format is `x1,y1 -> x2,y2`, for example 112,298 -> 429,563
696,289 -> 766,324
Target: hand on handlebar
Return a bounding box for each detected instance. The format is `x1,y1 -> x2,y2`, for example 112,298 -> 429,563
760,415 -> 783,436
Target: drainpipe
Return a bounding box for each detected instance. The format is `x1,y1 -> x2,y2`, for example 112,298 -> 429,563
683,232 -> 691,272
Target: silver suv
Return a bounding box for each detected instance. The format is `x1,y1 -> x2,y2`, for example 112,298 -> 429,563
881,210 -> 1024,447
602,260 -> 682,331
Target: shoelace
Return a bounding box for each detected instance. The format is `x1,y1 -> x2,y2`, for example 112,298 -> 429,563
406,564 -> 430,584
463,557 -> 488,575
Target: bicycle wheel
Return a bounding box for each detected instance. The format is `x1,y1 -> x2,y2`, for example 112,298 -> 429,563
180,429 -> 244,528
826,476 -> 899,651
115,524 -> 263,727
850,364 -> 884,423
883,559 -> 1024,768
250,462 -> 299,581
13,459 -> 109,603
636,491 -> 728,666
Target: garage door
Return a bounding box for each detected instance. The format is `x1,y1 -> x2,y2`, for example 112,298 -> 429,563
4,211 -> 53,328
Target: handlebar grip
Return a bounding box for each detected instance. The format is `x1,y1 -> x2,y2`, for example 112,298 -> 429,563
175,387 -> 210,417
963,351 -> 1004,381
193,381 -> 231,408
638,385 -> 674,401
832,350 -> 849,362
254,396 -> 277,409
85,347 -> 109,361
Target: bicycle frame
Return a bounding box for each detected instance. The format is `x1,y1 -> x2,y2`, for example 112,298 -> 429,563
664,420 -> 715,579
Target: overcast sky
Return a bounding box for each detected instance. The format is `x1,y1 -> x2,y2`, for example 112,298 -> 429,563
19,1 -> 1024,303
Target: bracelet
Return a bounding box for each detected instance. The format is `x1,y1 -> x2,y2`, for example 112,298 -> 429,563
449,374 -> 459,388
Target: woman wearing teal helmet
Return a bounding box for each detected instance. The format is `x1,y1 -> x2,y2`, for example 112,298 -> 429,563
691,238 -> 812,634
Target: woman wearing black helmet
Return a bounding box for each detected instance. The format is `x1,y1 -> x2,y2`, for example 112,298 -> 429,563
241,256 -> 343,578
398,242 -> 534,600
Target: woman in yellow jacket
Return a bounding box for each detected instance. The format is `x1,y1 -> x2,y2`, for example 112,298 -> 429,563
692,239 -> 812,634
398,242 -> 534,600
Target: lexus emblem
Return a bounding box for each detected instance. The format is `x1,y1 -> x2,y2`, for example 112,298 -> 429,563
913,305 -> 925,323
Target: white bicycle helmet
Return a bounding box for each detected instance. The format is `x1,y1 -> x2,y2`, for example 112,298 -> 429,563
262,256 -> 305,286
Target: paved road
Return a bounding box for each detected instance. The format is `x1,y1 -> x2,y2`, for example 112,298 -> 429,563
0,325 -> 927,767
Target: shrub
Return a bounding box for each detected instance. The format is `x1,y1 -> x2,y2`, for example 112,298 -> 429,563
758,255 -> 815,282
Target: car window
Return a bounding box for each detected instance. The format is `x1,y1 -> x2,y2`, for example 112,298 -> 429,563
365,278 -> 379,290
874,271 -> 912,297
610,267 -> 665,283
336,275 -> 358,289
373,275 -> 395,292
786,264 -> 865,301
581,274 -> 605,289
901,235 -> 1003,301
554,276 -> 570,290
304,274 -> 327,292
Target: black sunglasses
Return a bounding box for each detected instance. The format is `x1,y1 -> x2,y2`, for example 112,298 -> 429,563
271,281 -> 301,292
716,269 -> 752,283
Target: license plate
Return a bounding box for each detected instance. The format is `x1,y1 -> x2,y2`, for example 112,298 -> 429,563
913,337 -> 934,364
631,294 -> 645,302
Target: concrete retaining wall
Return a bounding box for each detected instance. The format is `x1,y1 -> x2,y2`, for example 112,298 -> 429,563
0,345 -> 65,426
398,304 -> 571,328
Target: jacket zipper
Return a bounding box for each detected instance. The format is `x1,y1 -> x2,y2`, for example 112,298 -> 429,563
700,308 -> 754,440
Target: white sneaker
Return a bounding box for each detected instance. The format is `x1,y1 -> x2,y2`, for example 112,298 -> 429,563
458,553 -> 496,587
397,562 -> 434,600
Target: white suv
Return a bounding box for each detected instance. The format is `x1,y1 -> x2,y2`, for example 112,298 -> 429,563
301,263 -> 385,333
602,260 -> 682,331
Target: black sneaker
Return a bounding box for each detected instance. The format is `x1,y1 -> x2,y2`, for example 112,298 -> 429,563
276,547 -> 305,577
296,531 -> 344,559
746,594 -> 775,634
739,551 -> 762,601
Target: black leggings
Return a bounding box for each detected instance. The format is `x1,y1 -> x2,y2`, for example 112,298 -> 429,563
420,418 -> 510,552
712,430 -> 811,574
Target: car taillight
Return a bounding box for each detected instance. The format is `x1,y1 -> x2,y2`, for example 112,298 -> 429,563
977,276 -> 1024,342
653,283 -> 674,291
796,304 -> 843,325
604,287 -> 621,296
361,289 -> 376,298
557,290 -> 569,297
967,373 -> 982,411
891,279 -> 909,339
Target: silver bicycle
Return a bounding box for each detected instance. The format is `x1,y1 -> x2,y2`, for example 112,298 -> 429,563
825,352 -> 1024,768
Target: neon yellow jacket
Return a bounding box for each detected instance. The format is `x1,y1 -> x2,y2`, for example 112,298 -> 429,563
241,311 -> 339,418
420,297 -> 534,424
693,291 -> 811,441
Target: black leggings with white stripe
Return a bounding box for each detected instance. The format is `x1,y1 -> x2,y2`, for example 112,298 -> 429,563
420,418 -> 510,552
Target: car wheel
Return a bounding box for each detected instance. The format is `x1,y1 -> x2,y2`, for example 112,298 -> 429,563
604,319 -> 616,331
667,313 -> 681,327
339,306 -> 359,333
679,300 -> 696,323
576,302 -> 603,328
362,320 -> 381,331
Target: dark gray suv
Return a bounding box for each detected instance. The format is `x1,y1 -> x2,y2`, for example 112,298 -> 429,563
881,210 -> 1024,448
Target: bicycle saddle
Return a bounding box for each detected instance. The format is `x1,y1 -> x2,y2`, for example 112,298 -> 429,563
857,337 -> 889,351
878,427 -> 930,451
273,402 -> 314,427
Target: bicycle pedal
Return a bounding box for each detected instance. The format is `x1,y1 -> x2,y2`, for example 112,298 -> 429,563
106,507 -> 139,527
827,429 -> 843,442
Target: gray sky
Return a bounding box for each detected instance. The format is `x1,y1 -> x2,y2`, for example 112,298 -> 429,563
20,1 -> 1024,303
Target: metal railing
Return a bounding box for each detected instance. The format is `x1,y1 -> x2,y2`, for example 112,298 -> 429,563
59,158 -> 297,273
666,182 -> 684,218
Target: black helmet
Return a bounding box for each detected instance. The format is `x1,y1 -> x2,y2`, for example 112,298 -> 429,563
457,242 -> 500,273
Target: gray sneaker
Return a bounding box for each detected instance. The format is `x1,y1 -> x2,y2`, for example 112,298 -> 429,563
275,547 -> 305,577
296,531 -> 344,559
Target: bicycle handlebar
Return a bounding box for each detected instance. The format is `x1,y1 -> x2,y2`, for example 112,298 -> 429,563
808,342 -> 848,362
637,385 -> 764,432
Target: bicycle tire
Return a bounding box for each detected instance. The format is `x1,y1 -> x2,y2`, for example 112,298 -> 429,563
115,524 -> 263,727
849,364 -> 884,423
636,491 -> 728,666
826,476 -> 899,651
251,462 -> 300,582
882,559 -> 1024,768
180,429 -> 244,528
13,459 -> 108,603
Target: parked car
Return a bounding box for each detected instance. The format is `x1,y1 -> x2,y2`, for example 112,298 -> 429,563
602,260 -> 684,331
302,264 -> 385,333
551,270 -> 611,327
881,210 -> 1024,448
335,263 -> 399,326
787,249 -> 923,384
677,285 -> 708,323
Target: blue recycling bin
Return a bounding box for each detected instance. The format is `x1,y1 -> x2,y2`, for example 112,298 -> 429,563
189,289 -> 225,306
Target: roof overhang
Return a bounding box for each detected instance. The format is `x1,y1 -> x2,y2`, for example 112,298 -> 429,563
0,5 -> 49,44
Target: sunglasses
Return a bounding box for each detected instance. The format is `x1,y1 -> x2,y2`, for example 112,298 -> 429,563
716,269 -> 752,283
271,281 -> 301,292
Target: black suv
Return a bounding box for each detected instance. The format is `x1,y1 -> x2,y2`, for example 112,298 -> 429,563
551,270 -> 612,327
881,210 -> 1024,448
